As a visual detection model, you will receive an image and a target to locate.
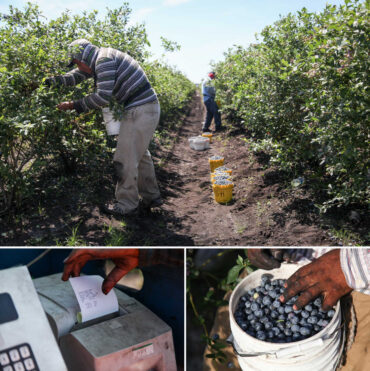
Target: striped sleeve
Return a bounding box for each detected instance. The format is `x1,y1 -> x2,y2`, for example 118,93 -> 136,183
73,57 -> 116,113
49,68 -> 91,86
340,248 -> 370,294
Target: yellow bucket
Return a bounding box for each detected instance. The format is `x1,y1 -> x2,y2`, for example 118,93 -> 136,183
209,156 -> 224,172
202,132 -> 213,143
213,181 -> 233,203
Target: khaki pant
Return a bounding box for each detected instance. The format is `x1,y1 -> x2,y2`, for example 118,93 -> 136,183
203,291 -> 370,371
113,101 -> 161,212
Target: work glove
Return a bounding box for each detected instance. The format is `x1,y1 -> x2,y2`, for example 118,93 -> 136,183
280,249 -> 352,311
62,249 -> 139,294
247,248 -> 287,270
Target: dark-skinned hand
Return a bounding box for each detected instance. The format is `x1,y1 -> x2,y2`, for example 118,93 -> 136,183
247,249 -> 291,270
57,101 -> 74,111
62,249 -> 139,294
280,249 -> 352,311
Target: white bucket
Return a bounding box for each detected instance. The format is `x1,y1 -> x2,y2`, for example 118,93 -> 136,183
229,264 -> 344,371
102,107 -> 121,136
188,136 -> 210,151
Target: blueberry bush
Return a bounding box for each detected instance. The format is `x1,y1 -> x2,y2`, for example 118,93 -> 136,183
213,0 -> 369,211
0,3 -> 195,214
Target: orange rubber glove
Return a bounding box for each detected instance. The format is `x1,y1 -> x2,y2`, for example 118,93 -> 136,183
280,249 -> 352,311
62,249 -> 139,294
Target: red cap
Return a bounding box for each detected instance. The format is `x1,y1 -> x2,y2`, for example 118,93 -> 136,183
208,72 -> 215,79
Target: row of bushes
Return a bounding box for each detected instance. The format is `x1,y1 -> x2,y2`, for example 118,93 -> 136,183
214,0 -> 368,211
0,3 -> 195,214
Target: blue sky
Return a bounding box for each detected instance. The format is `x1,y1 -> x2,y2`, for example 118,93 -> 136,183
0,0 -> 347,82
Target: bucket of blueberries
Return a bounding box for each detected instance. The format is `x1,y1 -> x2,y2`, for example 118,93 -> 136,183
228,264 -> 345,371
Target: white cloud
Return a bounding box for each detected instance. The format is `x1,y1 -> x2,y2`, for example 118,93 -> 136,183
163,0 -> 191,6
129,7 -> 155,25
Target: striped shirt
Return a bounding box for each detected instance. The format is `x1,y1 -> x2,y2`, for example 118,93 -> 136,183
49,43 -> 157,112
280,248 -> 370,295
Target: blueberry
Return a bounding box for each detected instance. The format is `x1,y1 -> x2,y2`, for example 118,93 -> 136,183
290,316 -> 299,325
305,304 -> 313,312
245,301 -> 251,309
272,327 -> 280,336
327,310 -> 335,318
273,300 -> 281,308
278,307 -> 285,315
268,290 -> 278,299
270,310 -> 278,319
291,324 -> 300,333
247,313 -> 255,321
261,274 -> 271,283
267,330 -> 274,339
301,310 -> 309,319
278,314 -> 285,321
264,322 -> 273,330
255,322 -> 263,331
277,322 -> 285,330
251,303 -> 259,311
212,333 -> 219,341
284,305 -> 293,314
300,327 -> 311,336
227,361 -> 234,369
255,310 -> 263,318
256,331 -> 266,341
307,316 -> 318,324
314,298 -> 322,307
284,328 -> 292,336
263,296 -> 272,306
292,333 -> 301,340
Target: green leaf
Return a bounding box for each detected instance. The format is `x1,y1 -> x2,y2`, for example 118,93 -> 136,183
227,265 -> 243,284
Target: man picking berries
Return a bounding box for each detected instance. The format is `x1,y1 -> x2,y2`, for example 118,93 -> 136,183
45,39 -> 163,217
201,71 -> 222,133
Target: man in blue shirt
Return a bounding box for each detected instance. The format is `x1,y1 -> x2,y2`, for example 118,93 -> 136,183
202,72 -> 222,132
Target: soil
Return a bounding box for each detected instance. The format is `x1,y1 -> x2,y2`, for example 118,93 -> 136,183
0,93 -> 367,246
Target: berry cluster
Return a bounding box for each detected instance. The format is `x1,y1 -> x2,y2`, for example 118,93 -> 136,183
210,155 -> 223,160
234,274 -> 335,343
214,179 -> 233,186
214,166 -> 231,172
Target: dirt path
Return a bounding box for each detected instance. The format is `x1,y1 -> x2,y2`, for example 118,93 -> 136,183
154,92 -> 332,246
1,93 -> 343,246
